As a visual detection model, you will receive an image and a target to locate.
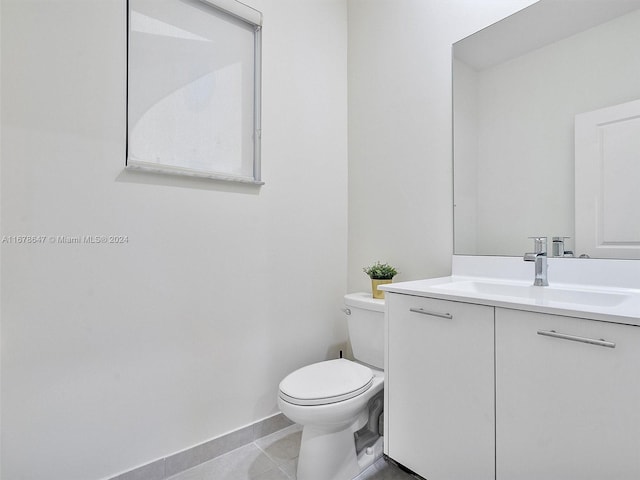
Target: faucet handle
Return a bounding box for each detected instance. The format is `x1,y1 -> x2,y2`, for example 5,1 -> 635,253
552,236 -> 572,257
528,236 -> 547,254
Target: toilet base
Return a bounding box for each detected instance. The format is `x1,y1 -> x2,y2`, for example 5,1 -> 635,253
297,423 -> 360,480
296,425 -> 384,480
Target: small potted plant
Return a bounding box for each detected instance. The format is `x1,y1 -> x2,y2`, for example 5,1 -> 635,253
363,261 -> 398,299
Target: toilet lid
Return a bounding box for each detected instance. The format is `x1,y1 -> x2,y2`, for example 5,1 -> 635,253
279,358 -> 373,406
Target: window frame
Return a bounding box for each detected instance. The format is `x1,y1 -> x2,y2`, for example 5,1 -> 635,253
125,0 -> 263,185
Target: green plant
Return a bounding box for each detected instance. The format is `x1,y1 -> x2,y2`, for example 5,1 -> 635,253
363,261 -> 398,280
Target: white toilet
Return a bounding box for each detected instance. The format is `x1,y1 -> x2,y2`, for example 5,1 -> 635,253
278,293 -> 385,480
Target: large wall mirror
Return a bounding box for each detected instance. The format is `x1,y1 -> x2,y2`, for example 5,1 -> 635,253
453,0 -> 640,259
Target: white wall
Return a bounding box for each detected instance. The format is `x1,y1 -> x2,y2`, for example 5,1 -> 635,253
0,0 -> 348,479
347,0 -> 537,292
1,0 -> 548,478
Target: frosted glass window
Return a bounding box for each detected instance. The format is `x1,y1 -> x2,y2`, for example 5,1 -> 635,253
127,0 -> 263,184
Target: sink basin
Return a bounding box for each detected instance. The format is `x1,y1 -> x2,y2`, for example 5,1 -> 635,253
430,280 -> 630,307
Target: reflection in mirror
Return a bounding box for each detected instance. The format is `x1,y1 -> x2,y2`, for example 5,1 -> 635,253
453,0 -> 640,258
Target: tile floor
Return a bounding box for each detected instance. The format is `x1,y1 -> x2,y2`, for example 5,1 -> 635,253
167,424 -> 418,480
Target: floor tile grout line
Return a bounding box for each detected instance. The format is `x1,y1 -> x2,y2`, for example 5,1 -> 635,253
252,441 -> 273,462
253,425 -> 302,480
253,424 -> 301,463
253,435 -> 286,466
253,437 -> 298,479
276,463 -> 295,480
252,440 -> 286,474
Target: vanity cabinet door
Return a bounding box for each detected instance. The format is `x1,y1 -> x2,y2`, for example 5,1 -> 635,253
386,293 -> 495,480
496,308 -> 640,480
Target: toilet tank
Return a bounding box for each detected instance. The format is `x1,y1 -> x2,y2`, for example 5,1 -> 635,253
344,292 -> 385,369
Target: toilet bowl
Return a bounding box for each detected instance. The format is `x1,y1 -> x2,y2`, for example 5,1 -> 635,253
278,293 -> 385,480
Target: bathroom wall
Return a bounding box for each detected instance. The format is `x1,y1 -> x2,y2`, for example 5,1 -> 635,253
346,0 -> 537,292
0,1 -> 347,479
1,0 -> 543,478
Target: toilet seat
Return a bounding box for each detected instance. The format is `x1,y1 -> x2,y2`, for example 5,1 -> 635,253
279,358 -> 373,406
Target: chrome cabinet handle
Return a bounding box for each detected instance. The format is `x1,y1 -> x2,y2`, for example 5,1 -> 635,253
537,329 -> 616,349
409,307 -> 453,319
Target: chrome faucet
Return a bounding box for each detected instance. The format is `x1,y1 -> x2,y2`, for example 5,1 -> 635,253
524,236 -> 548,286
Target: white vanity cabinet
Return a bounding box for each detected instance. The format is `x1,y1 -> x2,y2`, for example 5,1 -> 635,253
495,308 -> 640,480
385,293 -> 495,480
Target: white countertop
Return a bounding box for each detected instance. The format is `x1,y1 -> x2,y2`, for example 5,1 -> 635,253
380,256 -> 640,327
